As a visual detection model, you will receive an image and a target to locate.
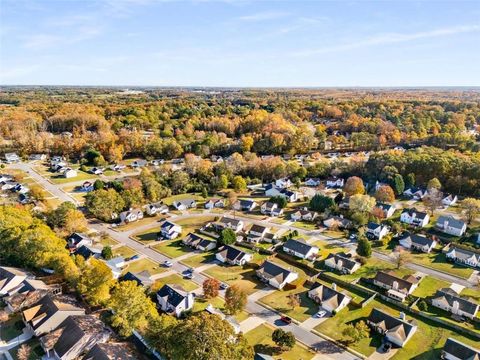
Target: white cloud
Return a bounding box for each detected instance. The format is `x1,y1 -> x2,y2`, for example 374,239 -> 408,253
292,24 -> 480,57
22,34 -> 62,49
0,64 -> 40,80
238,11 -> 289,22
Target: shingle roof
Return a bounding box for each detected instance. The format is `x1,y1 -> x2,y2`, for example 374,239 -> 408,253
309,283 -> 350,309
447,247 -> 480,262
325,253 -> 359,271
83,343 -> 138,360
283,239 -> 316,256
443,338 -> 480,360
433,288 -> 479,316
250,224 -> 268,234
368,308 -> 416,343
437,215 -> 466,230
219,217 -> 241,227
120,271 -> 153,287
217,245 -> 248,262
157,284 -> 189,307
373,271 -> 417,293
401,208 -> 428,219
400,233 -> 435,248
257,261 -> 295,283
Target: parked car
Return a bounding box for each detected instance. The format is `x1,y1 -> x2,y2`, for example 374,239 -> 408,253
220,283 -> 228,290
314,310 -> 326,318
183,272 -> 193,279
129,255 -> 139,261
163,260 -> 173,267
280,316 -> 292,324
383,342 -> 392,353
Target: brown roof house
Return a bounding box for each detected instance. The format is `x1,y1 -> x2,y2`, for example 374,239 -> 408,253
308,283 -> 351,313
83,343 -> 138,360
367,309 -> 417,347
373,271 -> 419,302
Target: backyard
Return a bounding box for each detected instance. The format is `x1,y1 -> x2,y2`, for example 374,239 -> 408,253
203,264 -> 264,295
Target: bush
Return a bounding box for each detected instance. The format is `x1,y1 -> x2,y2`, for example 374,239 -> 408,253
417,299 -> 428,311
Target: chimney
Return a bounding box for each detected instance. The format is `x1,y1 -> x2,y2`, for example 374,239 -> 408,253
332,283 -> 337,291
399,312 -> 406,321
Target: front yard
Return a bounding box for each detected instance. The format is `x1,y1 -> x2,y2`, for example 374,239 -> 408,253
153,239 -> 193,258
203,264 -> 264,295
122,258 -> 165,276
151,273 -> 199,293
113,246 -> 137,259
409,252 -> 474,279
181,252 -> 216,268
0,314 -> 24,342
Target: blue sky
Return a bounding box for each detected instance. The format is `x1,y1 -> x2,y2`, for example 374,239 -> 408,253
1,0 -> 479,86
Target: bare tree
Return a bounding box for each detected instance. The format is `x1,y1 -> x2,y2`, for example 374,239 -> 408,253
287,293 -> 300,310
391,245 -> 412,269
0,310 -> 8,323
17,344 -> 31,360
423,188 -> 443,216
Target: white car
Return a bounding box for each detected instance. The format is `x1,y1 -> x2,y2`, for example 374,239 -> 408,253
314,310 -> 327,318
163,260 -> 173,267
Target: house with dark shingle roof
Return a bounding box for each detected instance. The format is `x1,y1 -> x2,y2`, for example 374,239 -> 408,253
283,238 -> 319,260
442,337 -> 480,360
436,215 -> 467,237
120,271 -> 154,288
324,253 -> 361,274
256,260 -> 298,289
156,284 -> 194,317
445,247 -> 480,268
431,288 -> 479,319
182,232 -> 217,251
367,309 -> 417,347
308,283 -> 351,313
83,342 -> 138,360
260,201 -> 283,217
40,315 -> 111,360
366,222 -> 389,240
173,198 -> 197,211
159,220 -> 182,240
375,202 -> 396,219
400,208 -> 430,227
215,216 -> 244,233
67,233 -> 93,253
234,199 -> 257,212
398,233 -> 437,253
373,271 -> 419,302
290,208 -> 318,222
215,245 -> 252,265
0,266 -> 28,296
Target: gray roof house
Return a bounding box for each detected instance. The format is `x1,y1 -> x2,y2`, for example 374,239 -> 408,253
367,309 -> 417,347
215,245 -> 252,266
308,283 -> 351,313
398,233 -> 437,253
0,266 -> 29,296
283,238 -> 319,260
83,343 -> 138,360
442,338 -> 480,360
324,252 -> 361,274
431,288 -> 479,319
256,260 -> 298,289
445,247 -> 480,268
436,215 -> 467,237
156,284 -> 194,317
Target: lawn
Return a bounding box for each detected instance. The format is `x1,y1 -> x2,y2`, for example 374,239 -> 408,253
291,221 -> 317,231
192,296 -> 249,323
10,338 -> 44,360
151,273 -> 199,293
245,324 -> 315,360
162,193 -> 204,206
153,239 -> 193,258
410,252 -> 474,279
204,264 -> 264,295
181,252 -> 216,268
259,285 -> 318,322
113,246 -> 137,259
133,228 -> 158,243
412,276 -> 450,298
122,258 -> 165,275
50,170 -> 96,184
117,216 -> 165,231
0,314 -> 24,342
312,239 -> 350,260
460,287 -> 480,302
94,235 -> 118,247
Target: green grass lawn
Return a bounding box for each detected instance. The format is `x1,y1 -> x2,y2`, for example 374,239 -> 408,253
117,216 -> 164,231
192,296 -> 249,322
0,314 -> 24,342
181,252 -> 216,268
460,287 -> 480,302
259,285 -> 318,322
153,239 -> 193,258
95,236 -> 118,247
113,246 -> 137,259
151,273 -> 199,293
162,193 -> 204,206
245,324 -> 315,360
412,276 -> 450,298
10,338 -> 44,360
50,170 -> 96,184
133,228 -> 158,243
312,239 -> 350,260
122,258 -> 165,276
204,264 -> 264,295
291,221 -> 317,230
410,252 -> 474,279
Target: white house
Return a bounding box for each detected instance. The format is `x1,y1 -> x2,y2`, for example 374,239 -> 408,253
283,239 -> 319,260
119,209 -> 144,223
375,202 -> 396,219
442,194 -> 458,207
67,233 -> 93,253
367,309 -> 417,347
182,233 -> 217,252
90,167 -> 104,175
156,284 -> 194,317
324,253 -> 361,274
144,202 -> 169,216
432,288 -> 479,320
105,257 -> 125,279
400,208 -> 430,227
159,221 -> 182,240
256,261 -> 298,289
215,217 -> 244,233
234,199 -> 257,212
0,267 -> 28,296
403,187 -> 427,200
398,233 -> 437,253
305,178 -> 321,187
4,153 -> 20,163
275,178 -> 292,188
308,283 -> 351,313
436,216 -> 467,237
373,271 -> 419,301
290,208 -> 318,222
204,198 -> 225,210
366,222 -> 389,240
62,168 -> 78,178
173,199 -> 197,211
260,202 -> 284,217
326,177 -> 344,188
215,245 -> 252,266
442,338 -> 480,360
445,247 -> 480,268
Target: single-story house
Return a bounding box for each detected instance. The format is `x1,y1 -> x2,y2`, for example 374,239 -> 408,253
182,233 -> 217,251
215,216 -> 244,233
4,152 -> 20,163
67,233 -> 93,253
173,199 -> 197,211
324,253 -> 361,274
260,202 -> 284,217
159,221 -> 182,240
323,216 -> 352,230
90,167 -> 104,175
151,159 -> 164,166
442,194 -> 458,207
275,178 -> 292,188
441,337 -> 480,360
29,154 -> 47,161
0,266 -> 28,296
120,271 -> 154,288
445,247 -> 480,268
256,260 -> 298,289
216,245 -> 252,266
278,188 -> 299,202
76,245 -> 102,260
373,271 -> 419,301
366,222 -> 389,240
375,202 -> 396,219
234,199 -> 257,212
283,238 -> 319,260
436,216 -> 467,237
156,284 -> 194,317
326,177 -> 344,188
62,168 -> 78,178
290,208 -> 318,222
305,178 -> 321,187
131,159 -> 148,168
398,233 -> 437,253
400,208 -> 430,227
204,198 -> 225,209
431,288 -> 479,320
119,209 -> 144,223
111,164 -> 126,172
308,282 -> 351,313
144,202 -> 169,216
105,257 -> 125,279
367,309 -> 417,347
403,187 -> 427,200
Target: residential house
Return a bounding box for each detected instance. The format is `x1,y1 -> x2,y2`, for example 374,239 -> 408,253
204,198 -> 225,209
366,222 -> 389,240
156,284 -> 194,317
120,271 -> 154,288
367,309 -> 417,347
182,233 -> 217,251
375,202 -> 396,219
308,283 -> 352,313
67,233 -> 93,253
105,257 -> 125,279
83,343 -> 138,360
5,287 -> 58,313
40,315 -> 110,360
445,247 -> 480,268
90,167 -> 104,175
247,224 -> 276,243
324,253 -> 361,274
283,239 -> 319,260
373,271 -> 419,302
305,178 -> 321,187
323,216 -> 352,230
216,245 -> 252,266
144,202 -> 168,216
265,185 -> 299,202
400,208 -> 430,227
76,245 -> 102,260
256,260 -> 298,289
131,159 -> 148,168
111,164 -> 126,172
22,295 -> 85,336
173,198 -> 197,211
4,152 -> 20,163
13,184 -> 29,194
441,338 -> 480,360
326,177 -> 344,188
260,201 -> 284,217
403,187 -> 427,200
215,216 -> 244,233
29,154 -> 47,161
431,288 -> 479,320
234,199 -> 257,212
290,208 -> 318,222
151,159 -> 164,166
442,194 -> 458,207
1,180 -> 17,190
275,178 -> 292,188
81,181 -> 94,192
0,266 -> 28,295
119,209 -> 143,223
398,233 -> 437,253
436,216 -> 467,237
158,221 -> 182,240
62,168 -> 78,178
18,193 -> 31,205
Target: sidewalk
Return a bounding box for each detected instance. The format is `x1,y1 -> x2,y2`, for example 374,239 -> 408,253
239,316 -> 265,333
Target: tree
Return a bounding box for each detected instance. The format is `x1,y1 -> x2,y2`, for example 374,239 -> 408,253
392,246 -> 412,269
77,258 -> 114,306
29,185 -> 46,202
357,236 -> 372,258
405,173 -> 416,188
423,188 -> 443,215
218,174 -> 229,190
392,174 -> 405,196
63,209 -> 87,234
93,179 -> 105,190
227,191 -> 238,211
349,194 -> 376,214
287,293 -> 300,310
102,245 -> 113,260
232,175 -> 247,192
461,198 -> 480,224
417,299 -> 428,311
427,177 -> 442,191
342,320 -> 370,345
46,201 -> 76,229
85,189 -> 125,222
269,196 -> 288,209
170,170 -> 190,194
220,228 -> 236,246
0,310 -> 8,323
375,185 -> 395,203
108,281 -> 158,337
225,284 -> 247,315
272,329 -> 296,351
121,188 -> 145,209
309,194 -> 334,212
203,278 -> 220,299
344,176 -> 365,196
16,344 -> 31,360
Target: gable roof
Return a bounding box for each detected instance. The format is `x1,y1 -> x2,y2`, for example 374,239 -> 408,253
217,245 -> 248,262
309,283 -> 351,309
373,271 -> 417,293
399,233 -> 436,248
443,338 -> 480,360
250,224 -> 268,234
401,208 -> 428,219
283,238 -> 316,256
83,343 -> 138,360
120,271 -> 153,287
219,217 -> 241,227
161,220 -> 180,231
325,253 -> 359,271
437,215 -> 466,229
368,308 -> 416,343
0,266 -> 28,291
433,288 -> 479,316
157,284 -> 189,307
367,222 -> 384,231
376,202 -> 394,212
257,261 -> 296,283
447,247 -> 480,262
